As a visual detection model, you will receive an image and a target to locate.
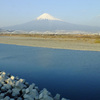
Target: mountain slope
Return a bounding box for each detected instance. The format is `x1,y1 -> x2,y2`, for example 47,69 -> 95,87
3,13 -> 100,33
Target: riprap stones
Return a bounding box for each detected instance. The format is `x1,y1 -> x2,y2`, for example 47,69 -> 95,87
0,71 -> 70,100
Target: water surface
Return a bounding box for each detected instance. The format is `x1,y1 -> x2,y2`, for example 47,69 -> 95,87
0,44 -> 100,100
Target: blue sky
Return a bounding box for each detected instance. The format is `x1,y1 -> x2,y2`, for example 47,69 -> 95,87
0,0 -> 100,27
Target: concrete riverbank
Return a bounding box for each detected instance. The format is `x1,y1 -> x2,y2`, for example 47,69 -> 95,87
0,71 -> 69,100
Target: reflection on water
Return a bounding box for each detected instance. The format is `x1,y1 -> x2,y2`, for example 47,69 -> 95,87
0,44 -> 100,100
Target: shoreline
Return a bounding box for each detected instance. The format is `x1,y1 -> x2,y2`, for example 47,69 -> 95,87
0,36 -> 100,51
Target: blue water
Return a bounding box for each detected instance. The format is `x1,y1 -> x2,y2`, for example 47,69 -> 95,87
0,44 -> 100,100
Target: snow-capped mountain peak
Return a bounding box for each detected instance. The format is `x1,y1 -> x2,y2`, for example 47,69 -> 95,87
36,13 -> 62,21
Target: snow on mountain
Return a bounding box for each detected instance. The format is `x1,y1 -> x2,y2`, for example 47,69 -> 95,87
36,13 -> 62,21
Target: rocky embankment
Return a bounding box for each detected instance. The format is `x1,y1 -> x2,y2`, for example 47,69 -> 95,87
0,71 -> 69,100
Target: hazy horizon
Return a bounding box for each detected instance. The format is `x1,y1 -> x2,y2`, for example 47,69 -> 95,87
0,0 -> 100,27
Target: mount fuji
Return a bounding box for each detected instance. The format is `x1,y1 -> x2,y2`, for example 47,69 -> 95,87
3,13 -> 100,33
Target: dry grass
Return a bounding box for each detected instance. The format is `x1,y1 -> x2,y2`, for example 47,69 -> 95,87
0,33 -> 100,43
94,39 -> 100,43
